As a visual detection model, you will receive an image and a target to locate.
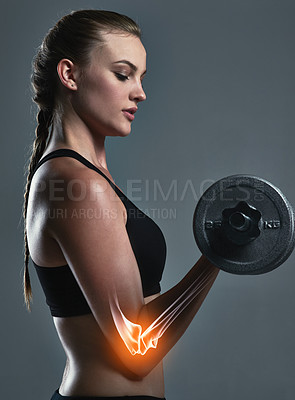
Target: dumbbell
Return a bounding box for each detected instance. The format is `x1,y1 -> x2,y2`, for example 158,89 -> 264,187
193,175 -> 295,274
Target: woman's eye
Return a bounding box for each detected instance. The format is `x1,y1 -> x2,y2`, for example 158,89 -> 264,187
115,73 -> 129,81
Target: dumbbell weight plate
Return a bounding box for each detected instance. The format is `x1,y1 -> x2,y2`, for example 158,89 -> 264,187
193,175 -> 295,274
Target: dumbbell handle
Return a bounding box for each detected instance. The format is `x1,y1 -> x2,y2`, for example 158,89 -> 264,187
229,212 -> 251,231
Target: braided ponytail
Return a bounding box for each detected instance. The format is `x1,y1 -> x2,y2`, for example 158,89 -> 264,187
23,108 -> 53,310
23,9 -> 141,311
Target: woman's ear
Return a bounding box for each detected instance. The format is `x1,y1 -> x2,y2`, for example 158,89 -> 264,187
57,59 -> 79,90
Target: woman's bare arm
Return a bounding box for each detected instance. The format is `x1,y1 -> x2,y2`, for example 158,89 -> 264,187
46,167 -> 219,377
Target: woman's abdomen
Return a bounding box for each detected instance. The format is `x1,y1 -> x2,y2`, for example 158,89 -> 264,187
53,300 -> 165,397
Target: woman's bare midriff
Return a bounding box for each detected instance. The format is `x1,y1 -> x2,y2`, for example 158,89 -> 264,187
54,293 -> 165,398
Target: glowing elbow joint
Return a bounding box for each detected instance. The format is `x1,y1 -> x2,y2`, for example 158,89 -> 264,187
112,300 -> 158,356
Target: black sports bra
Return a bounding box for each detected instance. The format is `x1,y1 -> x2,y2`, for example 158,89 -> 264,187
31,149 -> 167,317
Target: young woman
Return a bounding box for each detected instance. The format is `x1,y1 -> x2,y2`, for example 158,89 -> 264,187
23,10 -> 219,400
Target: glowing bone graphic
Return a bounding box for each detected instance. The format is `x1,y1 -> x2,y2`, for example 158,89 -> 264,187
109,267 -> 215,355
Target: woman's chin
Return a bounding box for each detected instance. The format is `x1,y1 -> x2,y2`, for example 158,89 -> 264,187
105,122 -> 133,138
116,126 -> 132,138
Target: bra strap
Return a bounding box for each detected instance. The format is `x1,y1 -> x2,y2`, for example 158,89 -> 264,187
31,148 -> 124,199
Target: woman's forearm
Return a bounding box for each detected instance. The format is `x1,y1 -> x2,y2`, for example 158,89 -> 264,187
112,256 -> 219,376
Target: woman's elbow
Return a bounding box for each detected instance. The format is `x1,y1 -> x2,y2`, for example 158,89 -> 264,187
112,341 -> 160,379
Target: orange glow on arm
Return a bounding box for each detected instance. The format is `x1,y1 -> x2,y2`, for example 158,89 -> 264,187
110,293 -> 158,355
109,266 -> 215,356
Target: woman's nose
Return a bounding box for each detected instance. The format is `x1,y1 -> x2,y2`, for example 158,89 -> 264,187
130,82 -> 146,102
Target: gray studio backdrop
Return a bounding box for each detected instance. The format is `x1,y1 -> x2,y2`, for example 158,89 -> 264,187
2,0 -> 295,399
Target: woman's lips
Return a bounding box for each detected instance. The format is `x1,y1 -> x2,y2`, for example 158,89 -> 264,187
122,110 -> 135,121
122,107 -> 137,121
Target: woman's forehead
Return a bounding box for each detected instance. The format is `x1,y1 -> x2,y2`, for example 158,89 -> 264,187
90,32 -> 146,69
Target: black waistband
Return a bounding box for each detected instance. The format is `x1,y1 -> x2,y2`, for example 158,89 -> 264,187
51,388 -> 166,400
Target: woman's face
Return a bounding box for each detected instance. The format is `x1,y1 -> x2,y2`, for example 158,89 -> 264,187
72,32 -> 147,138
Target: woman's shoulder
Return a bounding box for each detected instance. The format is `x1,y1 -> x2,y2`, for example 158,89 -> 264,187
26,152 -> 126,267
30,153 -> 111,202
28,153 -> 124,233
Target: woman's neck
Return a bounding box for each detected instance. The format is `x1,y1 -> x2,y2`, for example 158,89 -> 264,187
46,114 -> 108,170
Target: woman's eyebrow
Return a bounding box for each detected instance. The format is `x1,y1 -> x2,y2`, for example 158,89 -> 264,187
112,60 -> 147,77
